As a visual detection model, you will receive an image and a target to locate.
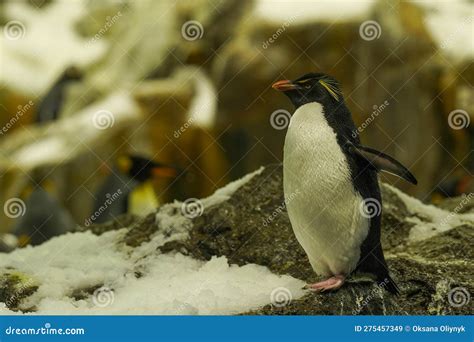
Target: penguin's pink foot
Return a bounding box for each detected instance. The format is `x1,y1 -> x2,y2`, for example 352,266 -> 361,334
304,275 -> 345,292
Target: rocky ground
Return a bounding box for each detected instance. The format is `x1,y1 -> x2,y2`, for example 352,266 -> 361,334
1,165 -> 473,315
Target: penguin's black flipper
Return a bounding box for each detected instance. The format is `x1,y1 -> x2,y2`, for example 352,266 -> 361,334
348,144 -> 417,185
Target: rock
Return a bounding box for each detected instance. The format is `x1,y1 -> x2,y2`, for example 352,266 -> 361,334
156,165 -> 473,315
0,165 -> 472,315
74,213 -> 138,236
437,195 -> 474,214
0,270 -> 38,312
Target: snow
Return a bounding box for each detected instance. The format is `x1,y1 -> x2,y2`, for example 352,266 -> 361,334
0,224 -> 304,315
201,167 -> 264,209
0,166 -> 305,315
84,254 -> 303,315
5,90 -> 140,170
11,136 -> 69,170
0,229 -> 129,315
254,0 -> 376,23
418,0 -> 473,62
0,234 -> 18,249
0,0 -> 107,96
184,67 -> 218,129
386,184 -> 474,241
142,167 -> 264,259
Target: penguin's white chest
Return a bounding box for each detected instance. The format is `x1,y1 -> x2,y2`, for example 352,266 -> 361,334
283,102 -> 369,276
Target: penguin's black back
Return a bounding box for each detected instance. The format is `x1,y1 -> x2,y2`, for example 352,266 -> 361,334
92,169 -> 139,223
320,99 -> 399,294
35,68 -> 81,123
13,187 -> 76,245
35,80 -> 67,123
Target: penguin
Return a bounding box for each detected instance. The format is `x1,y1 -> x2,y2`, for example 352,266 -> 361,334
35,66 -> 82,123
91,155 -> 177,224
272,73 -> 417,294
12,183 -> 77,246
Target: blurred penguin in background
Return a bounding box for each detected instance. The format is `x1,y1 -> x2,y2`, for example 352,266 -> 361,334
90,154 -> 178,224
12,180 -> 76,247
35,66 -> 82,123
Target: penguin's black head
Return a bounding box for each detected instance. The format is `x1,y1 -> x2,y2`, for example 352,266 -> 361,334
272,73 -> 342,108
62,66 -> 83,82
117,155 -> 178,183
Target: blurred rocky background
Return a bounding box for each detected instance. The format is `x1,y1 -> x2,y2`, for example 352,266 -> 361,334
0,0 -> 472,248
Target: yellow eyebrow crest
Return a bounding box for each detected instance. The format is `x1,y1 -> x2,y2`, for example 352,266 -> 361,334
318,79 -> 340,102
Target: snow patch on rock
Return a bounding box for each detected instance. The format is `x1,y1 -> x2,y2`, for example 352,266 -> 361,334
1,248 -> 304,315
386,184 -> 474,241
201,167 -> 264,209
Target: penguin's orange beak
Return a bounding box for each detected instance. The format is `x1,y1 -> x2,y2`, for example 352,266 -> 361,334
152,166 -> 177,178
272,79 -> 298,91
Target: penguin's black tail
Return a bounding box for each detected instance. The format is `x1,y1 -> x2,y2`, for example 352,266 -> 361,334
379,275 -> 400,295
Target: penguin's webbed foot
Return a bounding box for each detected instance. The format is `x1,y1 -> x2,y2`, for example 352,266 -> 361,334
304,275 -> 345,292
